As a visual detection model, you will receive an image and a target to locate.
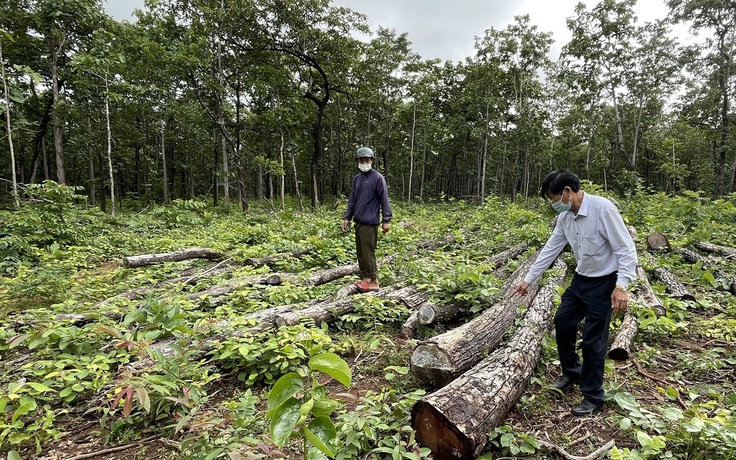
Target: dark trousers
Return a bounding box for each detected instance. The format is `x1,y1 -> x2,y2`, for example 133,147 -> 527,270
355,223 -> 378,279
555,272 -> 616,404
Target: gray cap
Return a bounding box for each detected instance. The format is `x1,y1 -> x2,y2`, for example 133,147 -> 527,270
356,147 -> 374,159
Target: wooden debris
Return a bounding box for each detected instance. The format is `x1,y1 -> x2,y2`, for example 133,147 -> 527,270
694,241 -> 736,259
411,260 -> 567,459
244,248 -> 312,268
123,247 -> 225,268
677,247 -> 736,295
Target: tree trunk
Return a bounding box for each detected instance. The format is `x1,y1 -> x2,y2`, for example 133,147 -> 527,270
411,260 -> 567,459
694,241 -> 736,259
634,266 -> 665,317
410,252 -> 543,387
0,40 -> 19,207
104,88 -> 116,216
646,232 -> 670,251
607,312 -> 638,361
123,248 -> 225,268
651,267 -> 694,301
677,247 -> 736,294
51,38 -> 66,185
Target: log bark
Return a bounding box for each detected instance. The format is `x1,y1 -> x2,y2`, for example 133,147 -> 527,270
646,232 -> 669,251
677,247 -> 736,295
651,267 -> 695,301
634,266 -> 666,317
608,267 -> 664,360
694,241 -> 736,259
123,248 -> 225,268
410,252 -> 544,387
411,260 -> 567,459
244,249 -> 312,268
607,312 -> 638,360
274,286 -> 418,327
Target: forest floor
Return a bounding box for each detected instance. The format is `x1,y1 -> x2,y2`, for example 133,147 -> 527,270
34,326 -> 736,460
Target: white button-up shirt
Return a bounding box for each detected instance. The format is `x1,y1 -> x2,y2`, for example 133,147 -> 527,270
523,192 -> 638,288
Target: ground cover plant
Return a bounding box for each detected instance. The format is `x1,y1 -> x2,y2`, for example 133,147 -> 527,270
1,182 -> 735,460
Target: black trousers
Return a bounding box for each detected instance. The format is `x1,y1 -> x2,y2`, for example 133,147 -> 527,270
555,272 -> 616,405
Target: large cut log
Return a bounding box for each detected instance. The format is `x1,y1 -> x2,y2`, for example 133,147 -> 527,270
411,260 -> 567,459
410,252 -> 543,387
694,241 -> 736,259
402,244 -> 531,338
123,248 -> 225,268
651,267 -> 695,301
677,247 -> 736,295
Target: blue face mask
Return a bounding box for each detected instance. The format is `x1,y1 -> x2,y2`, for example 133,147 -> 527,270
551,193 -> 572,213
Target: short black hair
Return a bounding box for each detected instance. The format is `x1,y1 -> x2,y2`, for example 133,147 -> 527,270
540,169 -> 580,199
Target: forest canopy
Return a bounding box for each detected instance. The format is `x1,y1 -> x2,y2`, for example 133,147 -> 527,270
0,0 -> 735,211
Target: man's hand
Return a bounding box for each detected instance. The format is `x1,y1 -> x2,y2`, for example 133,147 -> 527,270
341,219 -> 350,233
611,286 -> 628,314
508,281 -> 530,298
382,222 -> 390,234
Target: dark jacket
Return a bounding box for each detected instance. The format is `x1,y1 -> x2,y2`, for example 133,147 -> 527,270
344,169 -> 393,225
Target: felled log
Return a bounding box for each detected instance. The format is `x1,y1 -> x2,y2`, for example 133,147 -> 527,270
694,241 -> 736,259
651,267 -> 695,301
274,286 -> 419,327
634,266 -> 666,317
123,248 -> 225,268
411,260 -> 567,459
677,247 -> 736,295
608,267 -> 665,360
607,313 -> 639,360
646,232 -> 670,251
410,253 -> 542,387
244,249 -> 312,268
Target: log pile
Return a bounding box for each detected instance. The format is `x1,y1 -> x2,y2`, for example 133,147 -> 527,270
410,252 -> 542,387
677,247 -> 736,295
411,259 -> 567,459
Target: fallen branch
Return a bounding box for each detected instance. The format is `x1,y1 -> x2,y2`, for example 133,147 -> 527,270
62,434 -> 160,460
537,439 -> 615,460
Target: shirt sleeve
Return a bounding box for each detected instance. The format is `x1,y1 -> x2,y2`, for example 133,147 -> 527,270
602,208 -> 638,287
344,176 -> 357,221
379,175 -> 392,223
523,223 -> 568,284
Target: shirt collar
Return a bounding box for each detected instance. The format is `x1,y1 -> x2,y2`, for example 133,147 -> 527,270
576,192 -> 589,217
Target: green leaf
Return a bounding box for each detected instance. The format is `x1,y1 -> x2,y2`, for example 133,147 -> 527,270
311,398 -> 339,417
304,417 -> 337,458
135,387 -> 151,413
269,397 -> 300,448
309,353 -> 351,388
267,373 -> 304,417
7,451 -> 22,460
27,382 -> 53,394
7,334 -> 29,349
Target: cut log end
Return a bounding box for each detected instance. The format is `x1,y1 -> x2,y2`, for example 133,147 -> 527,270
410,344 -> 454,387
607,347 -> 630,361
646,232 -> 670,251
411,401 -> 474,460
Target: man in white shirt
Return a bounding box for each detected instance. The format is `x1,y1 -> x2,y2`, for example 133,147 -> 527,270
509,169 -> 637,415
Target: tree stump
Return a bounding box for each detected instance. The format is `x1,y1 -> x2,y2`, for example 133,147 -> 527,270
411,260 -> 567,459
646,232 -> 670,251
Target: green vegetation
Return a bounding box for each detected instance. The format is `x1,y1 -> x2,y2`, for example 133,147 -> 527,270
1,187 -> 735,459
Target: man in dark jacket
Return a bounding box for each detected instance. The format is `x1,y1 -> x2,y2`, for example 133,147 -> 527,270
342,146 -> 393,292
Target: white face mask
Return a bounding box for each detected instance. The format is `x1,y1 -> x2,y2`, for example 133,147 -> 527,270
358,163 -> 372,173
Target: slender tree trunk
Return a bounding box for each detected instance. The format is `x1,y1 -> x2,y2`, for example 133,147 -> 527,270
103,84 -> 116,216
161,120 -> 169,204
1,41 -> 20,207
51,38 -> 66,185
218,0 -> 230,208
409,102 -> 416,202
279,128 -> 285,210
86,109 -> 96,206
291,149 -> 303,212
